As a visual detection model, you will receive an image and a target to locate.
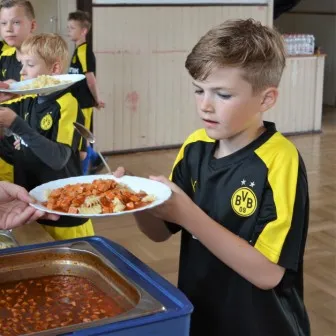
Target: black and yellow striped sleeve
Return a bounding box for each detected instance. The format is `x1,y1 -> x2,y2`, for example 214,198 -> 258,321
254,133 -> 309,271
170,129 -> 213,188
167,129 -> 214,234
78,44 -> 95,74
55,92 -> 84,151
1,95 -> 34,115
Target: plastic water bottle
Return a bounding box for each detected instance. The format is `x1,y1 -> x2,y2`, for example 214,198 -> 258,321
283,34 -> 315,56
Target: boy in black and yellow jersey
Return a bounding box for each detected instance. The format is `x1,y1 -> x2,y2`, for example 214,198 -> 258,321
0,33 -> 94,241
114,19 -> 310,336
0,0 -> 36,182
0,39 -> 10,54
67,10 -> 105,175
0,0 -> 36,81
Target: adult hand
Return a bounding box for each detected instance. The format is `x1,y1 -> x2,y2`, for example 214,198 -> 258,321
0,81 -> 17,103
0,182 -> 59,230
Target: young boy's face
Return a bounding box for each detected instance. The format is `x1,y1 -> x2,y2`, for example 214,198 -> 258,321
20,53 -> 53,80
192,67 -> 273,141
0,5 -> 35,49
67,20 -> 85,42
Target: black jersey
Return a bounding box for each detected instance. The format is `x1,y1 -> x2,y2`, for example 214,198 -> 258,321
167,122 -> 310,336
0,46 -> 22,81
68,42 -> 96,109
1,90 -> 88,228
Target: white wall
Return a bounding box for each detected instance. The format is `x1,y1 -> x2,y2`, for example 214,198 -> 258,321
275,1 -> 336,106
30,0 -> 76,61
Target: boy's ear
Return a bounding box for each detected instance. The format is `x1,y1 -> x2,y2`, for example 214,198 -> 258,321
51,61 -> 62,75
30,20 -> 37,33
81,27 -> 88,37
260,87 -> 278,113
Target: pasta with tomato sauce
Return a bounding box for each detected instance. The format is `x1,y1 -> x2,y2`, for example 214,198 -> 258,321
43,179 -> 156,214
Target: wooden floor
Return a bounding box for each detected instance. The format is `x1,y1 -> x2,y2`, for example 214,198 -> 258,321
94,107 -> 336,336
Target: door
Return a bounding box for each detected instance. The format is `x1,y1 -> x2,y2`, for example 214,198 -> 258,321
29,0 -> 77,56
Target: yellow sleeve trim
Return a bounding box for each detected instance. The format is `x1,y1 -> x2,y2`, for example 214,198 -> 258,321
1,94 -> 36,106
169,129 -> 214,181
254,132 -> 299,264
56,93 -> 78,146
77,44 -> 87,73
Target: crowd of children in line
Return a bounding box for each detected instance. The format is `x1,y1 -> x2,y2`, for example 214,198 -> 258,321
0,1 -> 312,335
0,0 -> 106,240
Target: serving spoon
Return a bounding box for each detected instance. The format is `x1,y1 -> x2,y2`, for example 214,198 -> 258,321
73,122 -> 112,175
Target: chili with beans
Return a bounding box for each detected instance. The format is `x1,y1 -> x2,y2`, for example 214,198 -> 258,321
0,275 -> 128,335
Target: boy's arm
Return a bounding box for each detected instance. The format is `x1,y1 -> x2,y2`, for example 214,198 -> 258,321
85,72 -> 105,109
83,47 -> 104,109
0,102 -> 71,170
147,151 -> 308,291
113,167 -> 172,242
9,115 -> 71,170
134,212 -> 172,242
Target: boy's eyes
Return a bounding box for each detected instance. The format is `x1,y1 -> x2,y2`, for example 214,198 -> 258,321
0,20 -> 20,25
194,89 -> 232,100
217,93 -> 232,100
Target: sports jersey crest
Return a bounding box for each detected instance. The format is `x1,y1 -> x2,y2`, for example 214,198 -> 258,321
231,179 -> 257,217
40,114 -> 53,131
72,55 -> 77,63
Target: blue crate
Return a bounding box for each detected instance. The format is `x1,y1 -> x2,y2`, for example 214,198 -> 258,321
2,236 -> 193,336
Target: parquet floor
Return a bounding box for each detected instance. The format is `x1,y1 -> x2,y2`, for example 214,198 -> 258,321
94,107 -> 336,336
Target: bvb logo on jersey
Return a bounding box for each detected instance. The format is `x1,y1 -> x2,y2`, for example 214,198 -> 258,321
40,114 -> 53,131
231,187 -> 257,217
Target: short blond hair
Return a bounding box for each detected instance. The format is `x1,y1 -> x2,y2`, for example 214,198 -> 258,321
68,10 -> 91,31
185,19 -> 286,93
0,0 -> 35,20
21,33 -> 69,73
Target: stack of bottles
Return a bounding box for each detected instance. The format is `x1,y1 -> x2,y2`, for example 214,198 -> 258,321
283,34 -> 315,56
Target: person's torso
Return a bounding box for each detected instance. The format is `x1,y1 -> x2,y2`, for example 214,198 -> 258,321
0,47 -> 22,81
175,123 -> 310,336
68,43 -> 95,108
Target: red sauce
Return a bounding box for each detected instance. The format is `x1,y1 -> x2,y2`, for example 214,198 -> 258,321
0,275 -> 130,335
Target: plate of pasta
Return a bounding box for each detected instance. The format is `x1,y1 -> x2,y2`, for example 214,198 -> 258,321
0,74 -> 85,95
28,175 -> 172,218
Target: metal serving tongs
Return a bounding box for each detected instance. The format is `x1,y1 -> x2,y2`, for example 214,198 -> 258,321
73,122 -> 112,175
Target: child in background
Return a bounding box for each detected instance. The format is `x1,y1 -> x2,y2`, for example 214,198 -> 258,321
0,0 -> 36,182
0,0 -> 35,81
114,19 -> 310,336
67,10 -> 105,175
0,33 -> 95,240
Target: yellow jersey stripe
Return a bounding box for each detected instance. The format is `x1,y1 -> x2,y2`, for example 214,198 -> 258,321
0,46 -> 16,57
0,158 -> 13,182
56,93 -> 78,146
254,132 -> 299,264
169,129 -> 214,180
1,94 -> 36,105
77,44 -> 88,73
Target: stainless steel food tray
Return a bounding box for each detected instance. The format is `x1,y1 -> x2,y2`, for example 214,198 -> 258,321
0,229 -> 19,249
0,240 -> 165,335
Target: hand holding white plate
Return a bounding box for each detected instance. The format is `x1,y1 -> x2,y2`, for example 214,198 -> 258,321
29,175 -> 172,218
0,74 -> 85,95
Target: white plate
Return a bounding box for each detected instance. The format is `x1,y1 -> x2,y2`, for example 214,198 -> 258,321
0,74 -> 85,95
29,174 -> 172,218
